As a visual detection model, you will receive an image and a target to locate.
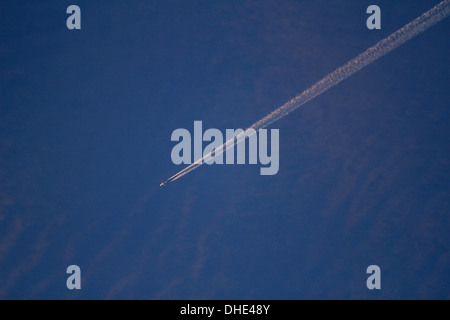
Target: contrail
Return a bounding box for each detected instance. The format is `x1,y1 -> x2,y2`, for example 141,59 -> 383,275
163,0 -> 450,185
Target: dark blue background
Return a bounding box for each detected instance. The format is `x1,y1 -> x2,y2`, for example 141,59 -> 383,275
1,0 -> 449,299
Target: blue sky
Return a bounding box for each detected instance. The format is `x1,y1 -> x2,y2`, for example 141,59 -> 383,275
0,0 -> 449,299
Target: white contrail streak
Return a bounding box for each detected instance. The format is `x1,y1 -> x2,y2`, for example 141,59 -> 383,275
164,0 -> 450,185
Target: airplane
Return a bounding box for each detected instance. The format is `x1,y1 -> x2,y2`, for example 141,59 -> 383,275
160,179 -> 168,187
